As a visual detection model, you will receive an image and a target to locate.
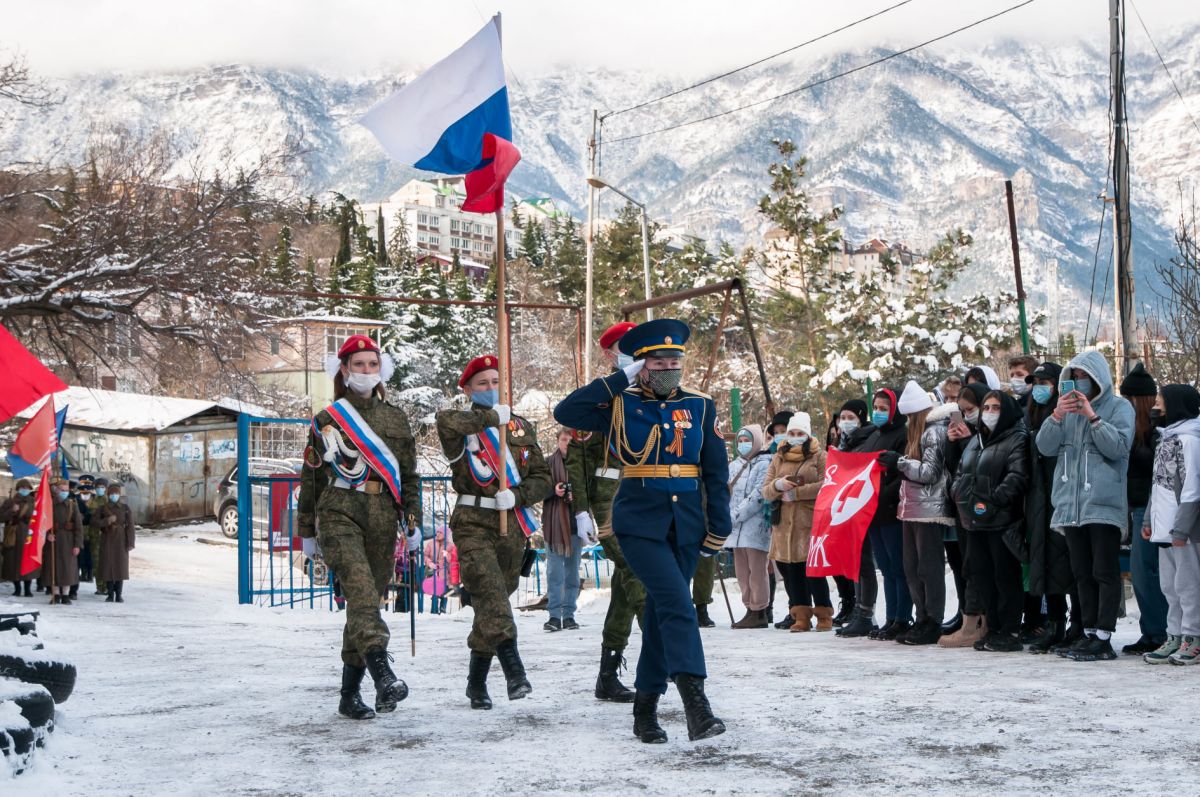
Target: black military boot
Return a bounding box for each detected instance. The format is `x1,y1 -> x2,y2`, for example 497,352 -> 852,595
832,597 -> 854,627
836,607 -> 876,638
695,605 -> 715,628
632,691 -> 668,744
495,639 -> 532,700
22,581 -> 33,598
338,664 -> 376,720
105,582 -> 115,603
1028,622 -> 1064,654
363,648 -> 409,713
466,653 -> 493,710
595,647 -> 635,703
114,581 -> 125,603
675,673 -> 725,741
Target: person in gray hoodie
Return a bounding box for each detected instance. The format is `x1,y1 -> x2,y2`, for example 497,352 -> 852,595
1035,350 -> 1135,662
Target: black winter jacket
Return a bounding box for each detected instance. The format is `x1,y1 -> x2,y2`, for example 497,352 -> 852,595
1026,402 -> 1073,596
861,389 -> 907,525
1127,434 -> 1157,508
952,394 -> 1030,532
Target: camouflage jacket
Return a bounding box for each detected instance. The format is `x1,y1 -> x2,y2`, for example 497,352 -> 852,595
436,404 -> 552,511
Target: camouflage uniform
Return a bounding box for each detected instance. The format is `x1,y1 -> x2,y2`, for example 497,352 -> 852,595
87,484 -> 110,592
298,392 -> 421,668
436,405 -> 552,654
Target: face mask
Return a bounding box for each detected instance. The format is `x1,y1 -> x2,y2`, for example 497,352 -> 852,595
964,408 -> 980,426
981,411 -> 1000,431
1031,385 -> 1053,405
56,490 -> 69,501
838,419 -> 860,435
345,371 -> 382,396
1074,377 -> 1093,397
773,433 -> 788,448
473,389 -> 499,408
1010,378 -> 1030,396
96,487 -> 107,497
17,488 -> 31,498
644,368 -> 683,397
871,410 -> 889,427
109,493 -> 120,503
736,441 -> 753,457
1150,408 -> 1167,428
788,434 -> 809,447
616,353 -> 635,370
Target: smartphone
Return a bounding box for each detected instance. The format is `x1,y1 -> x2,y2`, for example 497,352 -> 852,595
1060,379 -> 1076,396
950,410 -> 963,425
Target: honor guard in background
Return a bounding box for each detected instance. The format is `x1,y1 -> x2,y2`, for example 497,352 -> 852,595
87,478 -> 110,595
298,334 -> 422,721
47,477 -> 84,605
554,319 -> 731,743
565,321 -> 646,703
75,474 -> 96,587
437,355 -> 552,710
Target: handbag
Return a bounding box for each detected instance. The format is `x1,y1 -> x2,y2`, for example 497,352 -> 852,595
520,541 -> 536,577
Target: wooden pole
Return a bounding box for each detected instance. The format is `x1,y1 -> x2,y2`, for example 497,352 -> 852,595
1004,179 -> 1031,354
495,209 -> 509,537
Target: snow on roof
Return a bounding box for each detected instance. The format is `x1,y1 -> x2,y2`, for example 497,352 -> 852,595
271,314 -> 389,326
19,386 -> 246,432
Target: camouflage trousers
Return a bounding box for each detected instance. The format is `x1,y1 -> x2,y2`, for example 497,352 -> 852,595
453,506 -> 526,655
692,554 -> 716,606
86,529 -> 104,588
317,489 -> 398,667
598,529 -> 646,651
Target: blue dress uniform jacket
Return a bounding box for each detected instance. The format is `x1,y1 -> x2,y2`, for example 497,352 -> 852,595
555,368 -> 732,693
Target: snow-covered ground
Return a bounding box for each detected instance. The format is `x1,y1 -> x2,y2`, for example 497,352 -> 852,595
6,522 -> 1200,796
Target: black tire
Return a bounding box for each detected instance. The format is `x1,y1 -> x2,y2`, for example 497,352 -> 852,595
5,682 -> 55,730
0,714 -> 36,774
0,653 -> 77,704
0,611 -> 39,636
220,503 -> 239,539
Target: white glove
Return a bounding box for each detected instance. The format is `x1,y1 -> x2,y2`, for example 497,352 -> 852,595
622,358 -> 645,381
406,526 -> 422,553
493,403 -> 511,426
301,536 -> 319,558
494,489 -> 516,510
575,511 -> 594,541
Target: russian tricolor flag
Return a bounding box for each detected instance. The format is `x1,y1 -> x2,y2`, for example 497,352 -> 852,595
360,16 -> 520,215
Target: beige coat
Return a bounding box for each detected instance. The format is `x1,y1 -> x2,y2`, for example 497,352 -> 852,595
45,496 -> 84,588
762,444 -> 826,563
94,500 -> 136,582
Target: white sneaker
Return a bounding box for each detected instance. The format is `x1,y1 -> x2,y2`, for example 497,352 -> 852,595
1169,635 -> 1200,666
1144,635 -> 1181,664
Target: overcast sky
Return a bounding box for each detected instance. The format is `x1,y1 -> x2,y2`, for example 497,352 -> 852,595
5,0 -> 1198,78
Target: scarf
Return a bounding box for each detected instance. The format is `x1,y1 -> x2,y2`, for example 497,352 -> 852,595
544,450 -> 574,556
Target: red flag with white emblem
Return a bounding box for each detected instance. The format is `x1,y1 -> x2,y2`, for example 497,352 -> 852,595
806,449 -> 882,579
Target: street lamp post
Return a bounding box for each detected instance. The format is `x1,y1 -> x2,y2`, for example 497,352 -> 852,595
587,175 -> 654,322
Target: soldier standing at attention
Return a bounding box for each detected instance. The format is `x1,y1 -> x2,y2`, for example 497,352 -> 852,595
75,475 -> 95,590
88,478 -> 110,595
566,321 -> 646,703
437,355 -> 552,710
47,477 -> 84,605
297,334 -> 422,721
554,319 -> 731,743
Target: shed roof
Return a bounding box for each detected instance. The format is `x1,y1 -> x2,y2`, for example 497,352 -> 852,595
19,386 -> 250,432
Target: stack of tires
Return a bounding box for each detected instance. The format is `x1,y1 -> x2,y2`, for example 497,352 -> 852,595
0,608 -> 77,777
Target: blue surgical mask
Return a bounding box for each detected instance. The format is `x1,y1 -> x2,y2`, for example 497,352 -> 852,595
56,490 -> 69,501
871,410 -> 889,427
17,488 -> 31,498
736,441 -> 753,457
473,389 -> 499,408
1031,385 -> 1053,405
773,433 -> 788,448
616,353 -> 635,369
109,493 -> 120,503
1075,377 -> 1093,397
96,487 -> 107,497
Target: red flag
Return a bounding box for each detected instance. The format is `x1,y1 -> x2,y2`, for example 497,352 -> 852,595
21,471 -> 53,577
0,325 -> 68,423
461,133 -> 521,214
806,448 -> 882,579
11,397 -> 58,472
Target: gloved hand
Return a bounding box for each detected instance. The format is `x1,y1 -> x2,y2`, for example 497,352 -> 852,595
774,477 -> 795,494
301,536 -> 320,558
494,489 -> 516,510
493,404 -> 511,426
622,358 -> 645,381
406,526 -> 422,553
575,511 -> 594,541
877,450 -> 901,470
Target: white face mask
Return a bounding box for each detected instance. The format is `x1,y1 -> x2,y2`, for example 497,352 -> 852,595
616,352 -> 635,369
1010,378 -> 1030,396
345,372 -> 382,396
838,419 -> 860,435
788,434 -> 809,446
981,411 -> 1000,430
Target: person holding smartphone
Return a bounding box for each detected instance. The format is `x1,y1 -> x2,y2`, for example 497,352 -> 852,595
1035,352 -> 1135,662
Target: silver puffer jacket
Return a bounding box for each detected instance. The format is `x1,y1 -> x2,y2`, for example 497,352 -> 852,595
897,402 -> 957,526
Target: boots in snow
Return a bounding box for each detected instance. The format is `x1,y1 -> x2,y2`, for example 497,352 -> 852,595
1052,624 -> 1087,657
788,606 -> 813,633
867,619 -> 895,640
1122,634 -> 1167,655
632,691 -> 668,744
899,618 -> 941,645
836,608 -> 877,638
832,598 -> 854,627
675,674 -> 725,741
877,620 -> 911,641
938,614 -> 986,648
1066,634 -> 1117,662
338,664 -> 376,720
363,648 -> 409,712
466,653 -> 493,709
774,611 -> 795,630
496,639 -> 532,699
695,605 -> 716,628
940,611 -> 963,636
982,632 -> 1024,652
114,581 -> 125,603
1027,622 -> 1064,654
733,609 -> 768,629
812,606 -> 834,632
595,647 -> 635,702
1144,635 -> 1182,664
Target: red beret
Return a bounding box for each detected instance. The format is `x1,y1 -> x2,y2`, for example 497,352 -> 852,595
337,334 -> 380,359
599,321 -> 637,351
458,354 -> 500,388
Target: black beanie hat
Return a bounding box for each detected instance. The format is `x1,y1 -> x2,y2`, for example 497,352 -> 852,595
769,409 -> 794,432
838,399 -> 869,425
1119,362 -> 1157,397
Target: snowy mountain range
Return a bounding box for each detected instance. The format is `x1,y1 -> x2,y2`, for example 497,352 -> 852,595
3,28 -> 1199,331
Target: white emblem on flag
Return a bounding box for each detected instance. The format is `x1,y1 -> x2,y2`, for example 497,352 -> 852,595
829,463 -> 876,526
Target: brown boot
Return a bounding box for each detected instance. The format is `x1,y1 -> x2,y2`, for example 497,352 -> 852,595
789,605 -> 814,632
813,606 -> 834,632
731,610 -> 754,629
938,614 -> 987,648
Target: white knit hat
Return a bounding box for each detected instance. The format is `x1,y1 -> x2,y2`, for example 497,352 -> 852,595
786,411 -> 812,435
897,380 -> 934,415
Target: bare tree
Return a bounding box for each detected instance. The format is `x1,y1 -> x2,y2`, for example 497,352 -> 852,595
0,51 -> 56,108
1151,199 -> 1200,385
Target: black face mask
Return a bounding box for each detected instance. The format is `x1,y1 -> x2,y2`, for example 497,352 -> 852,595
1150,408 -> 1167,428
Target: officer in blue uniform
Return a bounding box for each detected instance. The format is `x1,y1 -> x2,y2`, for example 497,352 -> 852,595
554,318 -> 730,743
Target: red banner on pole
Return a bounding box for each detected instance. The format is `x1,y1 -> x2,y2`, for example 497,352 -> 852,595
12,396 -> 58,471
21,470 -> 53,577
806,448 -> 882,580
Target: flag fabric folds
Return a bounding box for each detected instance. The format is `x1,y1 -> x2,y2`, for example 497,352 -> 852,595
806,449 -> 883,580
21,472 -> 53,577
461,133 -> 521,214
0,325 -> 68,423
9,397 -> 59,476
6,403 -> 67,480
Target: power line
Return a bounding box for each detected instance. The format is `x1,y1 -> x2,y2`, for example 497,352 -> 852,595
1127,0 -> 1200,143
602,0 -> 916,121
606,0 -> 1038,145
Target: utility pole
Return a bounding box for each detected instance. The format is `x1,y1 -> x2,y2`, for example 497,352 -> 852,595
583,110 -> 598,379
1110,0 -> 1138,376
1004,179 -> 1031,354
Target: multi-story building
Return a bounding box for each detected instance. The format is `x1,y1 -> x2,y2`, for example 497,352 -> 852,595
761,228 -> 922,296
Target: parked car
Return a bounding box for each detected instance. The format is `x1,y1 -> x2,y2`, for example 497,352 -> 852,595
213,458 -> 303,540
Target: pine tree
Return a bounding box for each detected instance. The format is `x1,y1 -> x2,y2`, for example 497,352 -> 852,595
375,207 -> 390,268
387,208 -> 415,271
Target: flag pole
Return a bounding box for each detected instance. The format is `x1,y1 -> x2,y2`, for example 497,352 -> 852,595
495,208 -> 509,537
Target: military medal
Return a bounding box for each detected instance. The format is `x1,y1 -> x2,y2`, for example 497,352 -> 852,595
666,409 -> 692,456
